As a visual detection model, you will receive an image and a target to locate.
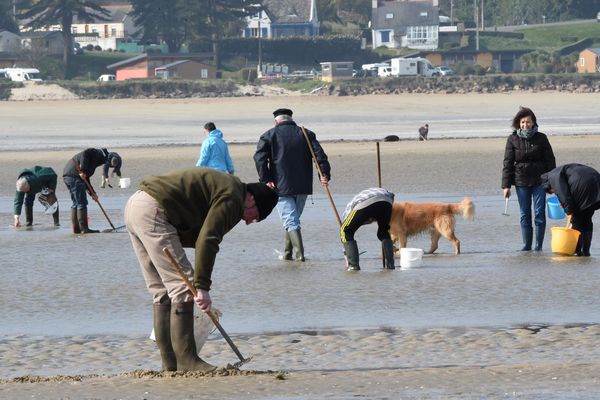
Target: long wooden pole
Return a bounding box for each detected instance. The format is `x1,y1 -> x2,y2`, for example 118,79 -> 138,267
162,247 -> 249,366
300,126 -> 342,226
71,158 -> 116,230
377,142 -> 385,268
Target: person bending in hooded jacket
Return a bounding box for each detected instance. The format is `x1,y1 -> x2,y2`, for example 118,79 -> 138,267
195,122 -> 235,174
541,163 -> 600,257
14,166 -> 59,227
501,107 -> 556,251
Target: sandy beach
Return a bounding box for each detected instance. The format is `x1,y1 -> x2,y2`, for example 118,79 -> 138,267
1,93 -> 600,399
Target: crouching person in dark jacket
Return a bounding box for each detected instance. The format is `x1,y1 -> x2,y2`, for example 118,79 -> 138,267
124,167 -> 278,372
541,163 -> 600,256
14,166 -> 59,227
341,188 -> 395,271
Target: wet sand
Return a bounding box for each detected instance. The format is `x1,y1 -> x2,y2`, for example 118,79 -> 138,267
1,94 -> 600,399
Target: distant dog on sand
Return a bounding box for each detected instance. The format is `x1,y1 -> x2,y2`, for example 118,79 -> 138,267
390,197 -> 475,255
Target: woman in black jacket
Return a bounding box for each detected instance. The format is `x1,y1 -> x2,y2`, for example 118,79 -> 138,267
501,107 -> 556,251
541,164 -> 600,256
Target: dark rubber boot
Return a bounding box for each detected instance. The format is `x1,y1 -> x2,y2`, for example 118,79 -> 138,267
71,208 -> 81,234
534,224 -> 545,251
52,204 -> 60,227
154,303 -> 177,371
520,226 -> 533,251
581,231 -> 592,257
343,240 -> 360,271
280,232 -> 293,260
25,206 -> 33,226
170,302 -> 217,372
382,239 -> 396,269
77,208 -> 98,233
288,229 -> 305,261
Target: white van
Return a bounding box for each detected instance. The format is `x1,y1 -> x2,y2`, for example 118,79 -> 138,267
4,68 -> 43,82
97,74 -> 116,82
377,65 -> 393,77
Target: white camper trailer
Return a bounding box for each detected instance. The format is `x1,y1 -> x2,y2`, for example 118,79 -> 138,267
390,58 -> 438,77
4,68 -> 43,82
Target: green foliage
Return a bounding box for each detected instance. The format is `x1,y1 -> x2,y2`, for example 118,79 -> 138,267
58,79 -> 239,98
0,80 -> 21,100
220,36 -> 384,67
67,52 -> 132,80
16,0 -> 110,75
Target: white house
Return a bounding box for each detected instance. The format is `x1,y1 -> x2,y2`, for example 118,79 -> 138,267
371,0 -> 439,50
71,2 -> 138,51
243,0 -> 319,39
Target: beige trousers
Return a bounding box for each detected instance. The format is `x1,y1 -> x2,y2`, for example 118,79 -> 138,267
124,190 -> 194,304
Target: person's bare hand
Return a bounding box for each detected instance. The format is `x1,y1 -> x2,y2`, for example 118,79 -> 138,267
194,288 -> 212,313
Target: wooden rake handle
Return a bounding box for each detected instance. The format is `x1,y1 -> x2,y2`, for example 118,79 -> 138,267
70,158 -> 115,230
300,126 -> 342,226
161,247 -> 247,364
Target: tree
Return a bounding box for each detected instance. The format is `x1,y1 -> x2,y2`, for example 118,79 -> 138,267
0,0 -> 19,32
129,0 -> 194,53
17,0 -> 110,76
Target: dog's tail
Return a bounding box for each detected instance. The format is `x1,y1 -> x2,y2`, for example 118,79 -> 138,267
452,197 -> 475,220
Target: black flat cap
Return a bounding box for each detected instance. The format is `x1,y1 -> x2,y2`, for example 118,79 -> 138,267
273,108 -> 293,117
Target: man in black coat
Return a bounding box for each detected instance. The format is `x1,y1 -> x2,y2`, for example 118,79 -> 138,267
254,108 -> 331,261
541,163 -> 600,256
63,148 -> 108,233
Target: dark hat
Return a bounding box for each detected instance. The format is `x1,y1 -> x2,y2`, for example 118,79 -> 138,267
273,108 -> 293,118
246,183 -> 279,222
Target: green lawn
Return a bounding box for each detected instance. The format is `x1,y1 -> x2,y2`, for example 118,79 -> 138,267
480,22 -> 600,51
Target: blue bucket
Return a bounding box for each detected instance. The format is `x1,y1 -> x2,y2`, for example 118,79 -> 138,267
547,196 -> 566,219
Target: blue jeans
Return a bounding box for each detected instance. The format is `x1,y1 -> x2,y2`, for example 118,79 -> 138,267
276,195 -> 307,231
63,175 -> 88,209
516,185 -> 546,228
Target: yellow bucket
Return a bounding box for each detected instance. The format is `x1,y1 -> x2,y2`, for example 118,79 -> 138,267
551,226 -> 581,255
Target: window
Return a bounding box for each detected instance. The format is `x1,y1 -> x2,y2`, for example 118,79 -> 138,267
201,69 -> 208,78
420,12 -> 428,17
579,57 -> 585,66
72,26 -> 78,34
111,26 -> 117,37
385,13 -> 393,19
380,30 -> 391,43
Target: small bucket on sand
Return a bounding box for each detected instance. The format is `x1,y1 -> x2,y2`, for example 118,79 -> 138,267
400,248 -> 424,269
551,227 -> 580,255
119,177 -> 131,189
547,197 -> 566,219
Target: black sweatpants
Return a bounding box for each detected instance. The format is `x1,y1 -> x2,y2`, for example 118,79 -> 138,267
340,201 -> 392,243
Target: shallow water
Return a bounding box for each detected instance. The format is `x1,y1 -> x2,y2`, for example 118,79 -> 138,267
1,192 -> 598,338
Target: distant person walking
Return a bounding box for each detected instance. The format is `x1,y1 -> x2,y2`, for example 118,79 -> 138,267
418,124 -> 429,141
501,107 -> 556,251
195,122 -> 235,174
254,108 -> 331,261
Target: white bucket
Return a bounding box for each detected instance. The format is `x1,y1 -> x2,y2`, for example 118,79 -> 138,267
119,177 -> 131,189
399,248 -> 424,269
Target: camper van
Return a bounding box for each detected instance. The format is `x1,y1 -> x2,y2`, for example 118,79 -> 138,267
390,58 -> 438,77
4,68 -> 43,82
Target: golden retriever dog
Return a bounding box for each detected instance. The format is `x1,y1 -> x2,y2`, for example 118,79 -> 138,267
390,197 -> 475,255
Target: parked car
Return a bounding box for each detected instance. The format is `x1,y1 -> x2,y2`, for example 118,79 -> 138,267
97,74 -> 116,82
435,66 -> 454,76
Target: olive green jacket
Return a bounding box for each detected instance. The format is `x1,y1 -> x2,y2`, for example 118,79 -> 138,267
14,166 -> 58,215
139,167 -> 246,291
